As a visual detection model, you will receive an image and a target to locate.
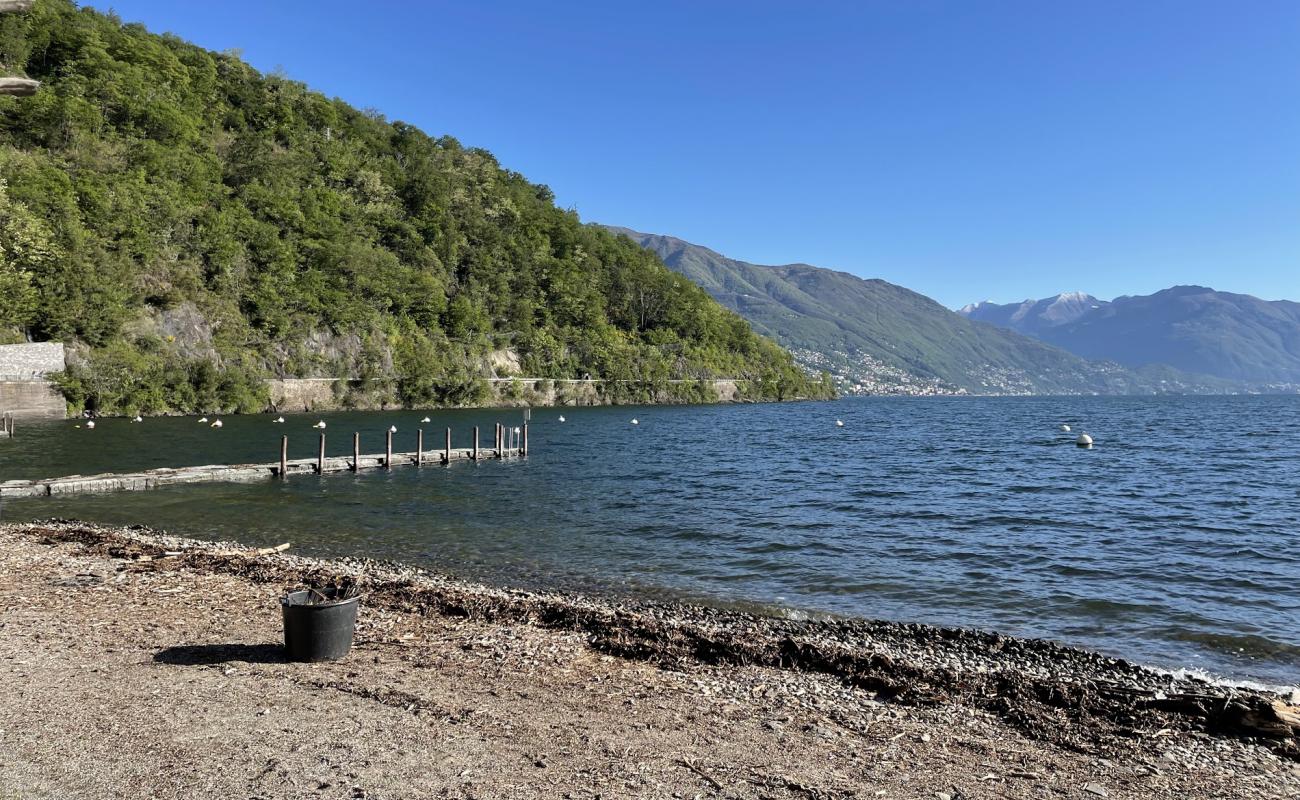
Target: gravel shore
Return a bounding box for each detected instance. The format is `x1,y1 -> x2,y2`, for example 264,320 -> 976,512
1,520 -> 1296,799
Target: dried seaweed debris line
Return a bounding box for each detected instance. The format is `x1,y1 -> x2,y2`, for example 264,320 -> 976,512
11,519 -> 1299,761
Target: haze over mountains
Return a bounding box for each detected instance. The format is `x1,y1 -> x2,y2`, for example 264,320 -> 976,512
961,288 -> 1300,385
605,227 -> 1238,396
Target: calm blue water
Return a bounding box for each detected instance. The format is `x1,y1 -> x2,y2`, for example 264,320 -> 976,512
2,397 -> 1298,686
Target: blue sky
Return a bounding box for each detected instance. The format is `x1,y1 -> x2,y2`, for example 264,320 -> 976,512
88,1 -> 1299,308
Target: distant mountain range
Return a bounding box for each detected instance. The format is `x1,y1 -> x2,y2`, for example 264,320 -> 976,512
959,292 -> 1104,338
961,288 -> 1300,385
604,227 -> 1235,396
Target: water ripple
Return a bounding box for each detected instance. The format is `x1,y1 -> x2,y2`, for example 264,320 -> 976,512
5,395 -> 1300,685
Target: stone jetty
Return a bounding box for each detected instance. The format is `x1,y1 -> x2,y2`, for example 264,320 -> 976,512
0,445 -> 522,500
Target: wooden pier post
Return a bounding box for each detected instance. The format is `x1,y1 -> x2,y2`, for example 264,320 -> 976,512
445,427 -> 451,465
280,435 -> 288,478
386,428 -> 393,469
353,432 -> 360,472
317,433 -> 326,474
417,429 -> 424,467
522,422 -> 528,456
473,426 -> 480,461
496,422 -> 502,457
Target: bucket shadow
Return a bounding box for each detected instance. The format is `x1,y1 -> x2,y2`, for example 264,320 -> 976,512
153,643 -> 285,665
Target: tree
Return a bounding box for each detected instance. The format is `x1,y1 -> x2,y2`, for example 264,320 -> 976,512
0,179 -> 53,334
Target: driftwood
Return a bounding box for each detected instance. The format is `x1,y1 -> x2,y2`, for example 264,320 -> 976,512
1098,681 -> 1300,749
0,1 -> 35,14
1244,701 -> 1300,740
206,541 -> 292,558
0,77 -> 38,96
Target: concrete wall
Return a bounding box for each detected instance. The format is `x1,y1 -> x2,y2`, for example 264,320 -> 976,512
0,344 -> 67,418
0,380 -> 67,418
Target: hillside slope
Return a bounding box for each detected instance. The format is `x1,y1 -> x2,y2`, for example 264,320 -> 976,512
963,288 -> 1300,385
0,1 -> 829,414
608,228 -> 1231,395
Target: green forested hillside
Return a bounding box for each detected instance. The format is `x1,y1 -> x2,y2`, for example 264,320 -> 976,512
0,1 -> 829,414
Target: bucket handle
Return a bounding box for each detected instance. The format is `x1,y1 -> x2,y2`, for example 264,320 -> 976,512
298,586 -> 365,605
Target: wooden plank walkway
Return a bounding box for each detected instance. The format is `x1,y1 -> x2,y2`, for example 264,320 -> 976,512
1,425 -> 528,500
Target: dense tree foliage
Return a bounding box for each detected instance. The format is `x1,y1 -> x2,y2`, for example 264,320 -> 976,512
0,1 -> 830,413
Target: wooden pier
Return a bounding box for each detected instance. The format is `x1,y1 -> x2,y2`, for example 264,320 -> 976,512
0,424 -> 528,500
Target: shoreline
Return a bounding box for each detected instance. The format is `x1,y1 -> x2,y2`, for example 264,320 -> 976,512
18,392 -> 823,421
0,516 -> 1291,697
3,521 -> 1296,766
3,520 -> 1297,798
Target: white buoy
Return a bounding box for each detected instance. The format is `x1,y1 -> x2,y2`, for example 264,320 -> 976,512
558,415 -> 566,423
1060,424 -> 1071,432
314,420 -> 326,429
132,415 -> 143,423
1076,433 -> 1093,448
631,418 -> 639,425
211,419 -> 223,428
198,416 -> 208,423
421,416 -> 431,423
85,420 -> 95,429
389,425 -> 398,433
835,419 -> 844,427
274,416 -> 285,424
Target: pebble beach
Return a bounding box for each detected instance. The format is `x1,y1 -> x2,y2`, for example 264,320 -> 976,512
0,520 -> 1296,799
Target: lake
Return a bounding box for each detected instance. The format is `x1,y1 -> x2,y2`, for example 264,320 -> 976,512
2,396 -> 1297,687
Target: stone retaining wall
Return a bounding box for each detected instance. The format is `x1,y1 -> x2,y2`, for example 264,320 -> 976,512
267,377 -> 747,413
267,378 -> 342,413
0,342 -> 65,379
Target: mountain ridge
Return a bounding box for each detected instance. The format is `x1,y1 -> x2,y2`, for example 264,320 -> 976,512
604,226 -> 1234,396
961,288 -> 1300,384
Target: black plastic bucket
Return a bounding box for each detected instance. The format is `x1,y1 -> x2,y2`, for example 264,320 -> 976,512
281,588 -> 359,662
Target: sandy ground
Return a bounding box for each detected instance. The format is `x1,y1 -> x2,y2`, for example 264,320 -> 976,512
0,522 -> 1296,800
